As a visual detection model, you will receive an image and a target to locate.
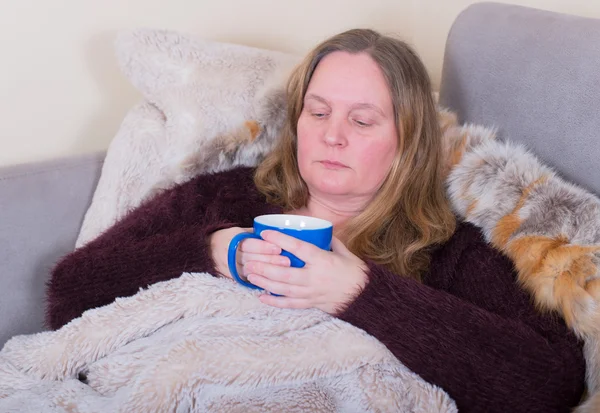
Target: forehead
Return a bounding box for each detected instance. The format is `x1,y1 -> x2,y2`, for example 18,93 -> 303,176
305,51 -> 393,112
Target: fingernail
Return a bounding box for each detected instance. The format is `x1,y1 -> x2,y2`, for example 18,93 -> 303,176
278,257 -> 289,266
271,246 -> 281,254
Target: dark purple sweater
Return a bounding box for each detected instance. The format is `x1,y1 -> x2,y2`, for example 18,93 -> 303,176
46,166 -> 585,412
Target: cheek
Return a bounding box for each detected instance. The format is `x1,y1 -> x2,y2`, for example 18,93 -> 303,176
356,137 -> 397,181
296,116 -> 316,164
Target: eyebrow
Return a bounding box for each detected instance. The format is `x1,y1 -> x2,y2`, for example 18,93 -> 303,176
304,93 -> 386,117
304,93 -> 329,105
352,102 -> 386,117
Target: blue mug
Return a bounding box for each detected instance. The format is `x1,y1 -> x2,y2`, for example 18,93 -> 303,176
227,214 -> 333,290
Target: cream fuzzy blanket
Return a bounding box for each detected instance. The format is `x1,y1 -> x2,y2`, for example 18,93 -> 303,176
0,273 -> 456,413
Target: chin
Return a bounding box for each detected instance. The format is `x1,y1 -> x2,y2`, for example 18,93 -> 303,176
301,165 -> 352,194
312,178 -> 352,196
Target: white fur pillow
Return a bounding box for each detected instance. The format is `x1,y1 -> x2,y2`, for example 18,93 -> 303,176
76,101 -> 166,247
75,29 -> 299,247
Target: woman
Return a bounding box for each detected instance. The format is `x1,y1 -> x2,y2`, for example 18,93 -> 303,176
46,29 -> 585,412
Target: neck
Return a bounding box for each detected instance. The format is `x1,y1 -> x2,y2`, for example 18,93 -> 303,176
289,192 -> 370,236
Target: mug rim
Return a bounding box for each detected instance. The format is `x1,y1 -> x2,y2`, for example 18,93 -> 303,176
254,214 -> 333,230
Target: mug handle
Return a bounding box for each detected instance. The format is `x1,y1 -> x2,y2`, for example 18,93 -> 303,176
227,232 -> 263,290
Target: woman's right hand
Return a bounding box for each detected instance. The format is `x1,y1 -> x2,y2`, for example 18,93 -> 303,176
209,227 -> 289,280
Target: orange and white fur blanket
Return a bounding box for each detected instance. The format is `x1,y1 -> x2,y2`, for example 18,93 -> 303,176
440,109 -> 600,413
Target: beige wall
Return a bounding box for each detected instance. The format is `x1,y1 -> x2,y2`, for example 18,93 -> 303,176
1,0 -> 599,167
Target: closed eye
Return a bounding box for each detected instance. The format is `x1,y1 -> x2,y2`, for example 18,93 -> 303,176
354,119 -> 372,127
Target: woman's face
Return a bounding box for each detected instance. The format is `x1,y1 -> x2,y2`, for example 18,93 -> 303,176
296,51 -> 398,204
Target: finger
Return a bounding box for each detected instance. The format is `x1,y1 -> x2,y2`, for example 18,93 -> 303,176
259,230 -> 324,263
247,274 -> 312,298
330,237 -> 367,270
239,238 -> 281,255
238,252 -> 290,266
330,236 -> 352,256
331,237 -> 350,251
245,261 -> 309,286
258,293 -> 312,309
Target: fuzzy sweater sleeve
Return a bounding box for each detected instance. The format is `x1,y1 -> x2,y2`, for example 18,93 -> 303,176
46,167 -> 280,330
338,223 -> 585,413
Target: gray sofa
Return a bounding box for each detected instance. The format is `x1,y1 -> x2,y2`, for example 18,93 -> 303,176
1,1 -> 599,347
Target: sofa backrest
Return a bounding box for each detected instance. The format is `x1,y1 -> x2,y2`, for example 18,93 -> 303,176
439,2 -> 600,195
0,152 -> 104,346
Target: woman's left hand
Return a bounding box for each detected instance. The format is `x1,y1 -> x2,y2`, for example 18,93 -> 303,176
243,230 -> 369,314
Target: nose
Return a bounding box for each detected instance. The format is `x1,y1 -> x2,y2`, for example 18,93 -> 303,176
323,117 -> 348,148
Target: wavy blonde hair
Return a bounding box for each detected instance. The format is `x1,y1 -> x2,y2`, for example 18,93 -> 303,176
254,29 -> 456,280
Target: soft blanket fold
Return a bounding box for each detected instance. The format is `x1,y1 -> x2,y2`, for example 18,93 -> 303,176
0,273 -> 455,413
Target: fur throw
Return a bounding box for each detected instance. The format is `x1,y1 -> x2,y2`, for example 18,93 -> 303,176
440,109 -> 600,413
0,273 -> 456,413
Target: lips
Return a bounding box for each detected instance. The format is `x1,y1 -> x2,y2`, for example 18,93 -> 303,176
320,160 -> 348,169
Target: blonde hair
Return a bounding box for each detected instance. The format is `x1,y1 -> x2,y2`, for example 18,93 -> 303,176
254,29 -> 456,280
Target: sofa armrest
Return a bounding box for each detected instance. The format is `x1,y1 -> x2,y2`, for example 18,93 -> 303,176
0,152 -> 105,346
